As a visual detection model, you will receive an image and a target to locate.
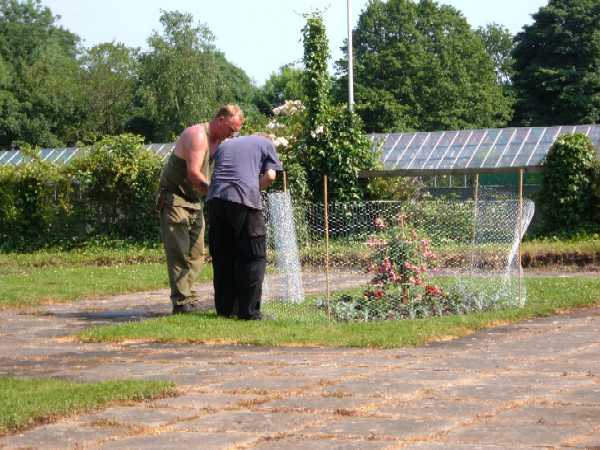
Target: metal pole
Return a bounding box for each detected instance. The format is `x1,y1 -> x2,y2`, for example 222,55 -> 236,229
518,169 -> 524,304
324,175 -> 331,321
347,0 -> 355,112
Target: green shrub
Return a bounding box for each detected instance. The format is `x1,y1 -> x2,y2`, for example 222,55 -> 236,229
590,159 -> 600,226
298,12 -> 378,203
0,155 -> 70,251
0,134 -> 163,251
540,133 -> 597,233
66,134 -> 163,241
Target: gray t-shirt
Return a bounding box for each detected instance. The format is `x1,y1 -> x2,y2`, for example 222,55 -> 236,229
207,135 -> 283,210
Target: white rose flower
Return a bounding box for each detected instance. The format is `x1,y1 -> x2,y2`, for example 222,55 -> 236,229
267,120 -> 284,129
274,137 -> 289,148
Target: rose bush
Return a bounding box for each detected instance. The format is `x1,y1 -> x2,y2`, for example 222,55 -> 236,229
320,215 -> 464,321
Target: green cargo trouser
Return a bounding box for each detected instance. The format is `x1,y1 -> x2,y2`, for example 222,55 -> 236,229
159,202 -> 205,307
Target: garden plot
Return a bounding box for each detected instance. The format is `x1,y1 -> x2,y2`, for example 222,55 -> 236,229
262,191 -> 535,322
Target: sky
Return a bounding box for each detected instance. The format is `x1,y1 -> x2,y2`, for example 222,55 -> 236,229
43,0 -> 548,86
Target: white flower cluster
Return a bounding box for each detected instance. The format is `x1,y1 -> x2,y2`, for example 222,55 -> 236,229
272,100 -> 305,116
273,136 -> 289,148
266,120 -> 285,129
310,125 -> 325,138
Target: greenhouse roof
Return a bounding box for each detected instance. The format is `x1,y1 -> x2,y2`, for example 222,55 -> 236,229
1,125 -> 599,175
0,143 -> 177,167
364,124 -> 600,176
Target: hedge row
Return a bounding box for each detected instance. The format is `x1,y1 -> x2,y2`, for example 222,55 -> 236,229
0,135 -> 162,251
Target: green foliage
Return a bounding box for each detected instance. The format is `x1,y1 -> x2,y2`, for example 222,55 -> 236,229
255,64 -> 306,115
337,0 -> 513,133
80,42 -> 139,139
138,10 -> 258,142
66,134 -> 163,240
540,133 -> 597,232
476,23 -> 515,87
366,176 -> 422,202
0,151 -> 69,250
589,159 -> 600,225
298,12 -> 377,202
302,13 -> 330,127
512,0 -> 600,125
299,106 -> 378,202
138,11 -> 219,141
0,0 -> 85,147
269,111 -> 310,199
0,134 -> 163,250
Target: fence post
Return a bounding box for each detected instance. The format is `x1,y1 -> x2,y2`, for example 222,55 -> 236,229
470,173 -> 480,272
323,175 -> 331,321
518,169 -> 524,303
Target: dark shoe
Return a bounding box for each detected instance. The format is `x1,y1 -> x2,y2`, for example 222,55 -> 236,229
172,302 -> 203,314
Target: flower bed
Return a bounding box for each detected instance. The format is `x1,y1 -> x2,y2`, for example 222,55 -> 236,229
318,216 -> 514,321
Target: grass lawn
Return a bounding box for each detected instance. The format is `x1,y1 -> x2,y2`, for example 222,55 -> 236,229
0,242 -> 165,273
0,377 -> 176,435
0,245 -> 212,308
79,276 -> 600,349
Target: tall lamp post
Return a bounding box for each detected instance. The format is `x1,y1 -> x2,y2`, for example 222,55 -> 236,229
347,0 -> 354,112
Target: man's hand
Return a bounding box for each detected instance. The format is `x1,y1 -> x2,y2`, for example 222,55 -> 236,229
259,169 -> 277,190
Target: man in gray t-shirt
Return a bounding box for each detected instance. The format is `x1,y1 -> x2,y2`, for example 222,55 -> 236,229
207,135 -> 283,319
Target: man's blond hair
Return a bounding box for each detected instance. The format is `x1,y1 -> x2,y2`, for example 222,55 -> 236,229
214,104 -> 244,121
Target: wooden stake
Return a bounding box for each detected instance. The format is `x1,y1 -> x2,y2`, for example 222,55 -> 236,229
323,175 -> 331,322
470,173 -> 480,271
518,169 -> 524,303
283,171 -> 288,193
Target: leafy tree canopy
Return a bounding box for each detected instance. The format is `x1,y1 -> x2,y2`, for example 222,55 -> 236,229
476,23 -> 514,86
0,0 -> 84,148
337,0 -> 513,133
138,10 -> 258,142
80,42 -> 139,139
512,0 -> 600,126
255,64 -> 306,115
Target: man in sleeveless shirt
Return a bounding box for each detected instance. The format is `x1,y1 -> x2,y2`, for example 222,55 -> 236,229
207,134 -> 283,320
158,105 -> 244,314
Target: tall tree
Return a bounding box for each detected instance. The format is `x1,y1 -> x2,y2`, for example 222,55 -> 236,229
337,0 -> 513,133
512,0 -> 600,126
213,52 -> 257,109
0,0 -> 84,148
138,10 -> 257,141
476,23 -> 514,86
80,42 -> 139,138
138,10 -> 220,142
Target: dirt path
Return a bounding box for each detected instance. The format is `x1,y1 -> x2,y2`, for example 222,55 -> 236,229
0,273 -> 599,449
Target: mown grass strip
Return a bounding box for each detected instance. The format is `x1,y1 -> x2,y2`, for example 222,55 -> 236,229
0,377 -> 176,435
79,277 -> 600,349
0,243 -> 165,273
0,264 -> 212,308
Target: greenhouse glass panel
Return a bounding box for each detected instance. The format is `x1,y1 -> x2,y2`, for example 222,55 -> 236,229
467,129 -> 502,168
482,128 -> 515,167
498,127 -> 531,167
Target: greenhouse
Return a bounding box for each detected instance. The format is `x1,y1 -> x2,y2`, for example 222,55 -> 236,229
2,124 -> 599,172
1,125 -> 598,322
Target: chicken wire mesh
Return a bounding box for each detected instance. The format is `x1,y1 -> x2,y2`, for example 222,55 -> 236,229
261,187 -> 535,322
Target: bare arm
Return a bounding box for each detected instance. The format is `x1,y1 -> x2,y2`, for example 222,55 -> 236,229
184,128 -> 210,194
259,169 -> 277,190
